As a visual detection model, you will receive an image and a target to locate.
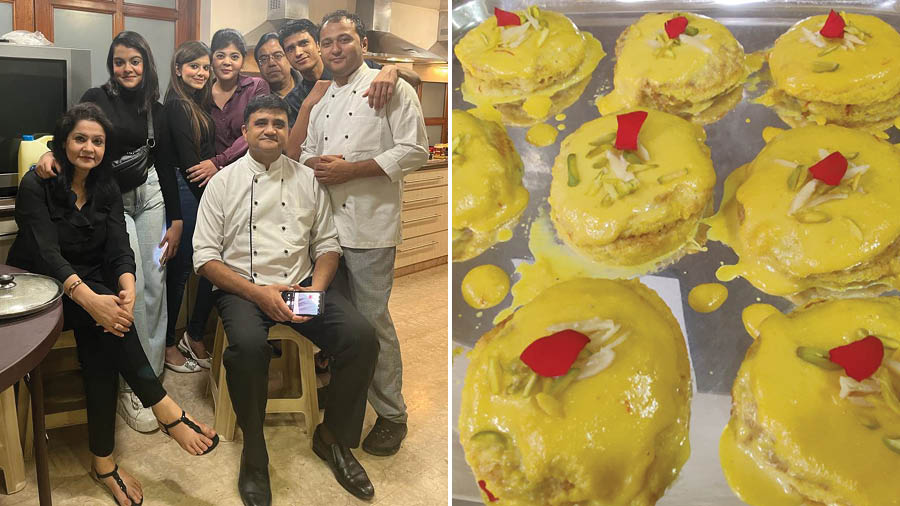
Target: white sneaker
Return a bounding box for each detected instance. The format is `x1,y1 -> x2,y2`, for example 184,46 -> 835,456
177,333 -> 211,369
117,392 -> 158,433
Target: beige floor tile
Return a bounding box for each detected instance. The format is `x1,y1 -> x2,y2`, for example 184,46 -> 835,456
3,265 -> 449,505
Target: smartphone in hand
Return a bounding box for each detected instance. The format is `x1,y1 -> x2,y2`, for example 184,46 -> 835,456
281,290 -> 325,317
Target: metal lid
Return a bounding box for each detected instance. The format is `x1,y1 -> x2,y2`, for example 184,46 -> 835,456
0,273 -> 63,320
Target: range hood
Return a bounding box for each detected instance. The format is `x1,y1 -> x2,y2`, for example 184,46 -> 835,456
427,9 -> 448,60
244,0 -> 446,64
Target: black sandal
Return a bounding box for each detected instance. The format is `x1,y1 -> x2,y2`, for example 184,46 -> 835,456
92,464 -> 143,506
159,410 -> 220,455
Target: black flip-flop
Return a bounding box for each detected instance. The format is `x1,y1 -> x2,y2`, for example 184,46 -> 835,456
92,464 -> 143,506
159,410 -> 220,455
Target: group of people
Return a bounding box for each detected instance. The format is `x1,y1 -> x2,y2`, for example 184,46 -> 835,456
8,9 -> 428,506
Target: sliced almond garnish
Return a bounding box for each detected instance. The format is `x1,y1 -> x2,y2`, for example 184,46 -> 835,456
680,33 -> 712,53
839,376 -> 881,398
802,27 -> 826,47
789,179 -> 818,215
775,158 -> 799,168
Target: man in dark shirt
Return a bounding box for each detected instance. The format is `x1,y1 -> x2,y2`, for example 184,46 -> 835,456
254,32 -> 303,127
278,19 -> 422,150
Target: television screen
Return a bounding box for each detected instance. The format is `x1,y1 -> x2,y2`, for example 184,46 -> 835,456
0,56 -> 67,195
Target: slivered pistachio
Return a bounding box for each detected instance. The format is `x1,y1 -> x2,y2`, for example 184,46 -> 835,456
593,158 -> 610,170
528,5 -> 541,19
845,25 -> 862,37
796,346 -> 842,370
488,357 -> 503,394
845,217 -> 864,241
812,60 -> 840,73
623,151 -> 643,165
470,430 -> 506,446
663,48 -> 675,58
535,392 -> 563,417
590,132 -> 616,146
787,166 -> 804,191
684,25 -> 699,36
795,210 -> 831,224
793,167 -> 811,191
567,153 -> 579,187
658,168 -> 688,184
845,151 -> 859,160
604,182 -> 619,200
855,327 -> 872,340
818,44 -> 839,57
854,412 -> 880,430
549,368 -> 580,396
851,173 -> 862,191
601,194 -> 615,207
587,146 -> 608,159
479,32 -> 489,45
614,179 -> 637,196
629,163 -> 658,173
521,370 -> 539,397
884,437 -> 900,455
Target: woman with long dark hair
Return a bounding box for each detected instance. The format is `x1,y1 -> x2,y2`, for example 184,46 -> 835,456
159,41 -> 217,372
167,28 -> 271,368
35,30 -> 181,433
10,103 -> 217,506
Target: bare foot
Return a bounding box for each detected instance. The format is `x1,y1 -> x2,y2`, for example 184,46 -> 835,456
93,457 -> 143,506
167,411 -> 217,455
151,396 -> 218,455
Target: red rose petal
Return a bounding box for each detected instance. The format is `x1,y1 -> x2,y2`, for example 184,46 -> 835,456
829,336 -> 884,382
494,7 -> 522,27
478,480 -> 499,502
615,111 -> 649,151
808,151 -> 848,186
820,9 -> 846,39
665,16 -> 689,39
520,330 -> 590,377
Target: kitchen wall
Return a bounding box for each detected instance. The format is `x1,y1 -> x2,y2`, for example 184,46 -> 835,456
202,0 -> 438,50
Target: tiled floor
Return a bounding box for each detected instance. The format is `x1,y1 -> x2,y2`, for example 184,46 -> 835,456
2,265 -> 449,505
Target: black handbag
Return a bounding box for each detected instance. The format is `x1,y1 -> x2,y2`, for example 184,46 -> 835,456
111,110 -> 155,192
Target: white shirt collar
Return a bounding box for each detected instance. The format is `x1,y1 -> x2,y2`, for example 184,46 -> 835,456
243,151 -> 283,174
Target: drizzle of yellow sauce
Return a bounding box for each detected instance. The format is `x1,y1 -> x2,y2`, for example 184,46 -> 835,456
493,212 -> 696,324
522,95 -> 553,119
687,283 -> 728,313
497,228 -> 513,242
761,126 -> 785,143
556,123 -> 566,131
462,264 -> 511,309
555,113 -> 567,121
525,123 -> 559,147
894,116 -> 900,130
744,118 -> 751,124
740,303 -> 778,339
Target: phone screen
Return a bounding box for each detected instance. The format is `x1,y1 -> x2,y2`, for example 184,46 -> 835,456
281,290 -> 324,316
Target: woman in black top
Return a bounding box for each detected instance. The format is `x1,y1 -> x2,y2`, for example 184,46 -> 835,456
160,41 -> 217,372
36,31 -> 179,433
9,103 -> 217,506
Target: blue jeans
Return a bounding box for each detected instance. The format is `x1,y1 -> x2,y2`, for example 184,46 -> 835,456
165,170 -> 215,347
120,167 -> 167,380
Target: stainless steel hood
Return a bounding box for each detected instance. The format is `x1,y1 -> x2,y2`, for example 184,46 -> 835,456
244,0 -> 446,64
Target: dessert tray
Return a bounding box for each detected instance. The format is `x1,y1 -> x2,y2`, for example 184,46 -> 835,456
450,1 -> 900,504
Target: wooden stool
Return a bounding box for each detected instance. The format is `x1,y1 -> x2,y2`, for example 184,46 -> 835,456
0,385 -> 25,494
208,320 -> 320,447
16,330 -> 86,460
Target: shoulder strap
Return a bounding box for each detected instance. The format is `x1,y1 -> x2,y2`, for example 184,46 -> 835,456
146,108 -> 156,148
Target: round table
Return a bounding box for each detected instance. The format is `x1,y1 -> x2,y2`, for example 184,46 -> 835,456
0,264 -> 63,506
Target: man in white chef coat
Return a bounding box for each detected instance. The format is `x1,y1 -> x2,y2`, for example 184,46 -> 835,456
194,94 -> 379,504
298,10 -> 428,456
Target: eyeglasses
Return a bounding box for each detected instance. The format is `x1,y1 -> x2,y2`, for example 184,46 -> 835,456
257,52 -> 285,64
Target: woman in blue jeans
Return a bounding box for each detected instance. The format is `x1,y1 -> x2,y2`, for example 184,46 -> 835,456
159,40 -> 217,372
36,31 -> 180,433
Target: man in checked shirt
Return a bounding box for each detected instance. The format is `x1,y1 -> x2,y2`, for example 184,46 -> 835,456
299,10 -> 429,457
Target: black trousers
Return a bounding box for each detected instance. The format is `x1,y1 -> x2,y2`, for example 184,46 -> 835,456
63,280 -> 167,457
214,279 -> 378,467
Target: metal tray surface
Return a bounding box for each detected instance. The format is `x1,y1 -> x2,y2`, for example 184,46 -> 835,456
451,1 -> 900,504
